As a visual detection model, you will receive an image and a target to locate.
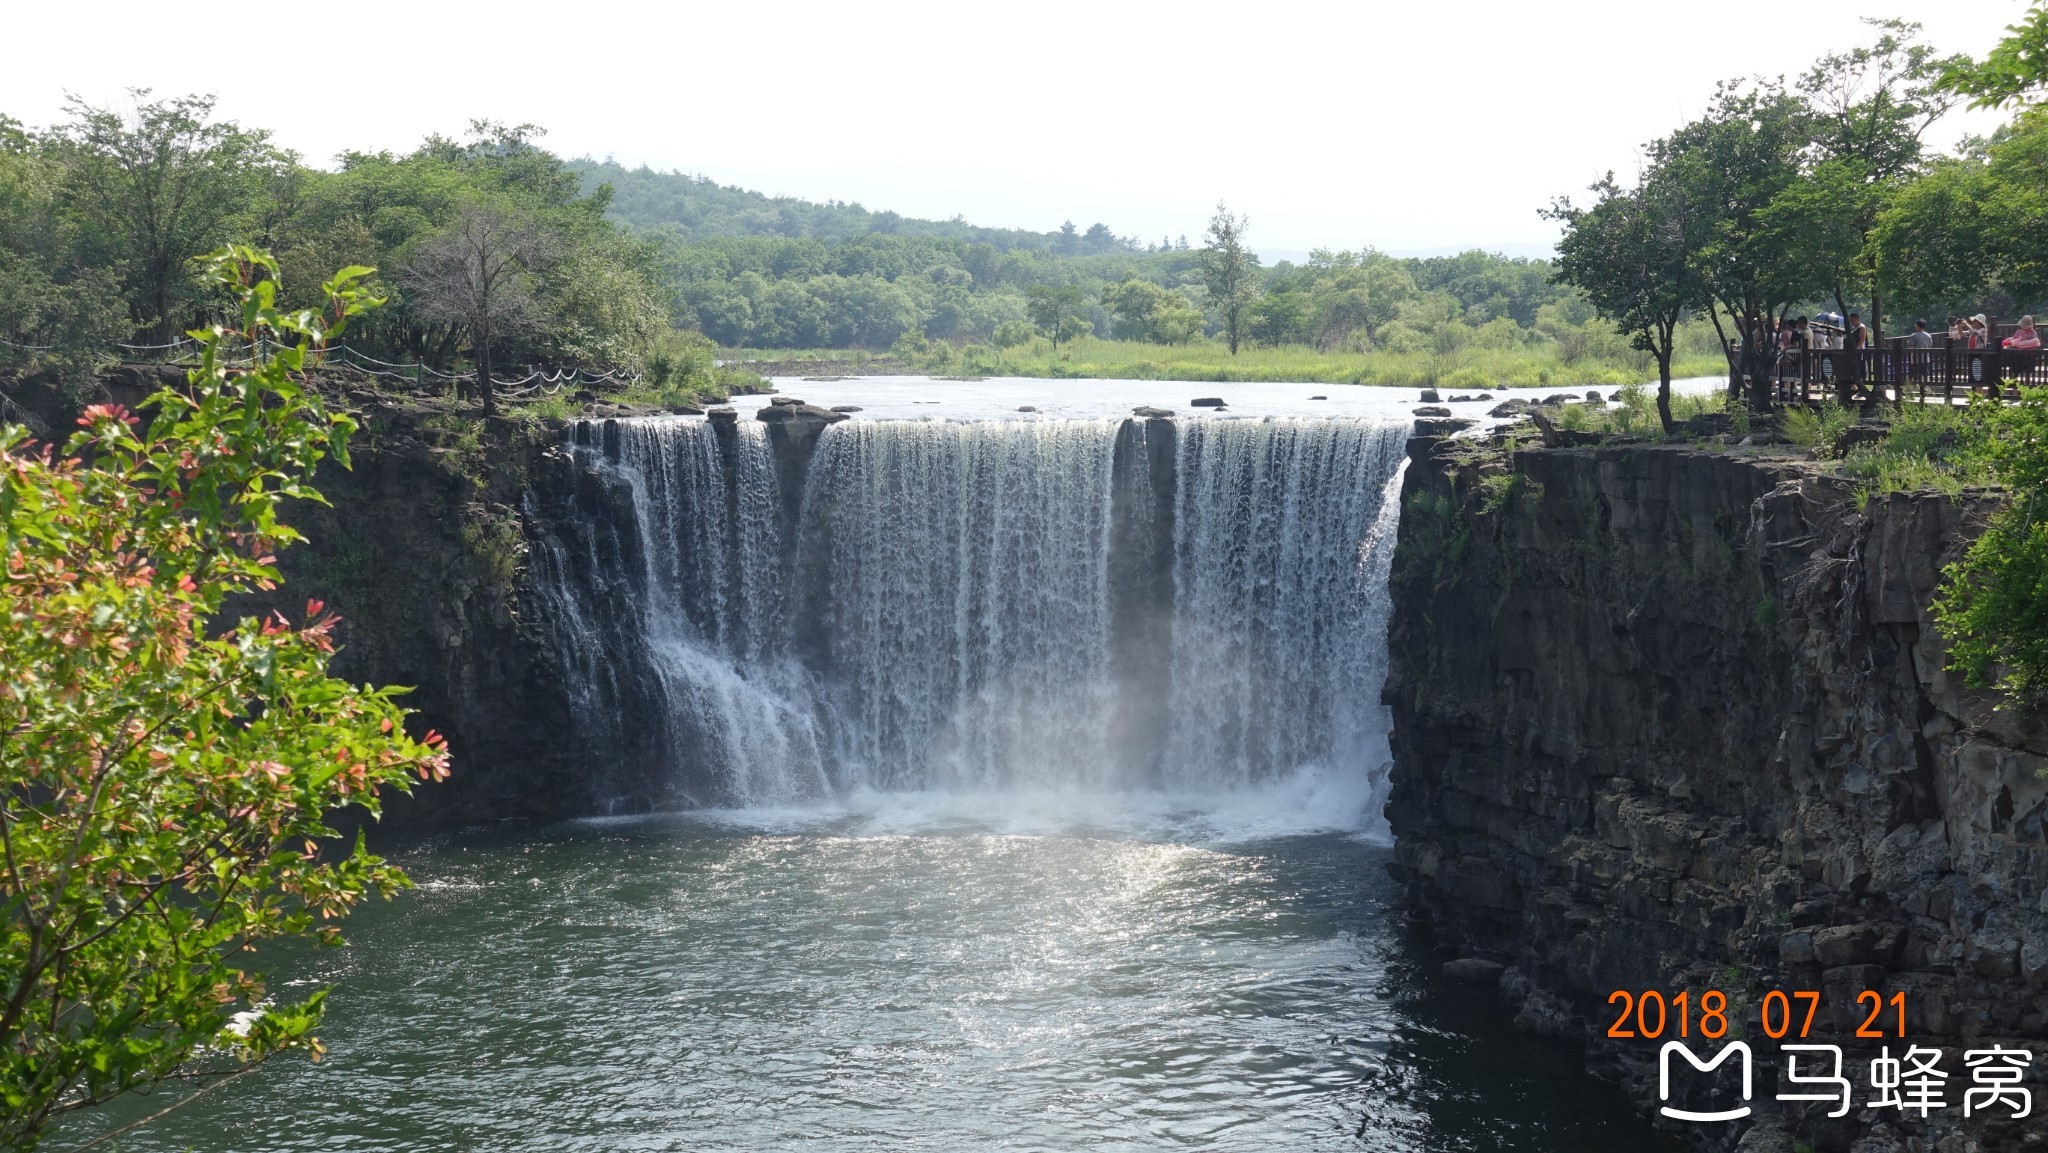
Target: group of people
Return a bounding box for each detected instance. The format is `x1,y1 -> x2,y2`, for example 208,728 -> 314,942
1935,314 -> 2042,350
1760,312 -> 2042,354
1744,311 -> 2048,405
1758,314 -> 1844,354
1761,312 -> 1882,353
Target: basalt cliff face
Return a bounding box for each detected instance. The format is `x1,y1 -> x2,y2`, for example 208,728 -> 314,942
2,373 -> 622,824
1384,437 -> 2048,1152
250,404 -> 579,824
269,399 -> 844,822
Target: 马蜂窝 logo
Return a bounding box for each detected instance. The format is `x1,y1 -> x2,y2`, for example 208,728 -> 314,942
1619,987 -> 2034,1125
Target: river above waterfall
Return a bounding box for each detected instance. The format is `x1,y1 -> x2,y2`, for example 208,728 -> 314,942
755,374 -> 1728,423
64,806 -> 1670,1152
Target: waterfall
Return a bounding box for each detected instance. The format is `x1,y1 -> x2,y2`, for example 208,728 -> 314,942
1165,419 -> 1409,789
801,420 -> 1121,791
531,414 -> 1409,814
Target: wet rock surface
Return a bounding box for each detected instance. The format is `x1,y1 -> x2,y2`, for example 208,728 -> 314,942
1411,417 -> 1478,438
1385,439 -> 2047,1151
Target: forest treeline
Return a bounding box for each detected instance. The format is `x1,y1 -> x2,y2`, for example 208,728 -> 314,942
0,104 -> 679,403
0,94 -> 1719,396
583,157 -> 1684,363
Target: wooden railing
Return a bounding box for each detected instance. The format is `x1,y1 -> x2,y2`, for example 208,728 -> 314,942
1765,347 -> 2045,404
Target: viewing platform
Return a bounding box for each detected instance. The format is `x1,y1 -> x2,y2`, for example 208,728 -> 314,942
1771,345 -> 2043,405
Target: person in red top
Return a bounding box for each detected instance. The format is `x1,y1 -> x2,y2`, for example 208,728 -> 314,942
2003,315 -> 2042,349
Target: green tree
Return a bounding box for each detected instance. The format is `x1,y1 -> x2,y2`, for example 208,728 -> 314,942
0,124 -> 130,391
1101,278 -> 1201,344
1546,171 -> 1701,431
537,229 -> 668,370
1407,249 -> 1558,325
1248,290 -> 1308,347
991,319 -> 1036,348
1200,202 -> 1259,354
1305,250 -> 1415,351
1786,20 -> 1965,337
1025,283 -> 1090,349
51,92 -> 286,344
1874,108 -> 2048,313
0,248 -> 450,1149
1652,81 -> 1815,408
1936,2 -> 2048,108
1754,158 -> 1885,327
1933,388 -> 2048,695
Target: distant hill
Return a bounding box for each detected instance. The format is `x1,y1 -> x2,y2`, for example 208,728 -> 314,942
574,159 -> 1110,252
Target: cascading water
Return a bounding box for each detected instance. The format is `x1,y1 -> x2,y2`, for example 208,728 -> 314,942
532,413 -> 1409,820
801,419 -> 1122,791
1165,418 -> 1408,790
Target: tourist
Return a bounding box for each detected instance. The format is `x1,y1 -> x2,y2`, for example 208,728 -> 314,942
1775,318 -> 1799,390
1948,316 -> 1966,346
2003,315 -> 2041,350
1964,315 -> 1996,398
1904,319 -> 1933,391
1838,311 -> 1869,403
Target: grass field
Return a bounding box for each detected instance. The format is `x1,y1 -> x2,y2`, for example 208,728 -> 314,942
728,338 -> 1727,388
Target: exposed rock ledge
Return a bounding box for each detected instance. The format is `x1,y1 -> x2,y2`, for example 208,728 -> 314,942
1385,435 -> 2047,1152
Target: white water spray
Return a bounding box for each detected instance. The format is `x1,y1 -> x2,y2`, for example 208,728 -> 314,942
534,414 -> 1409,829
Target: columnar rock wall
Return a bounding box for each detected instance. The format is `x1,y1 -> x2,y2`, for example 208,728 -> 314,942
263,409 -> 589,824
1383,437 -> 2048,1152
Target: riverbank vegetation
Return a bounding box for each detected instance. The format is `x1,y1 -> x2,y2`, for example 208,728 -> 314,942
1791,384 -> 2048,695
739,329 -> 1728,387
0,92 -> 1715,395
614,192 -> 1722,384
1932,387 -> 2048,696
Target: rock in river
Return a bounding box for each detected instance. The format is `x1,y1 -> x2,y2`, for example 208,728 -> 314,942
756,403 -> 849,424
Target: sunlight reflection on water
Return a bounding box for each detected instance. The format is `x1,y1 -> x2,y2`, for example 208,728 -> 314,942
64,801 -> 1670,1153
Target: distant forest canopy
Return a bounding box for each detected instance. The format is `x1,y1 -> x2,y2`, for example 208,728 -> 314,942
576,159 -> 1116,251
0,92 -> 1697,388
575,159 -> 1601,354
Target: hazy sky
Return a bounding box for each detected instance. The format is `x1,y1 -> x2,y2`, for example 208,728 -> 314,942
4,0 -> 2028,254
